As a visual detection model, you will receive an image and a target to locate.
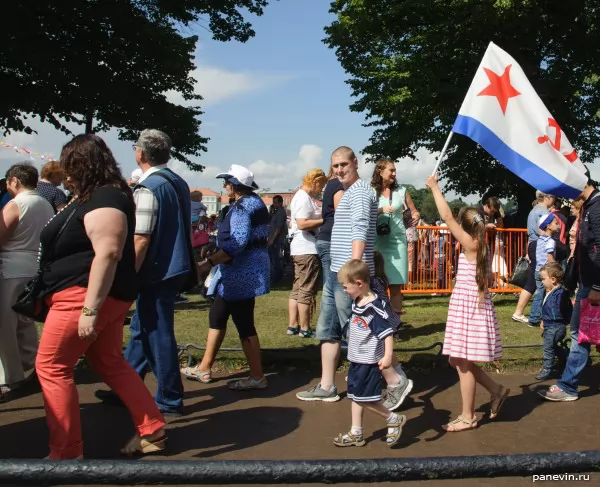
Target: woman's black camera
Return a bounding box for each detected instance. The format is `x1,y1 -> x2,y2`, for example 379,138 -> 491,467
376,222 -> 391,236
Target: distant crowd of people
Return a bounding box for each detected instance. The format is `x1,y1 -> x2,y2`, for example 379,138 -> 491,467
1,134 -> 598,457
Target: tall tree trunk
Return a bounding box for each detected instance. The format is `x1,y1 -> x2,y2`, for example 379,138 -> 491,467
85,110 -> 94,134
515,182 -> 536,229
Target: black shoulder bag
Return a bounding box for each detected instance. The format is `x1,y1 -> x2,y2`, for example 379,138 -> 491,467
146,169 -> 198,292
12,202 -> 80,322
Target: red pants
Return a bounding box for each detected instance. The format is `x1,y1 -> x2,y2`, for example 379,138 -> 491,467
36,287 -> 165,459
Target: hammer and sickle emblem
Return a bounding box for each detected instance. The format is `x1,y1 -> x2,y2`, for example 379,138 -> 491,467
537,118 -> 578,163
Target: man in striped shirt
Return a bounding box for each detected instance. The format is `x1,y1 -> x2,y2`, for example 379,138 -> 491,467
297,146 -> 379,402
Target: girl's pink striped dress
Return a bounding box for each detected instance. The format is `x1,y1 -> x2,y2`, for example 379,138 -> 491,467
443,253 -> 502,361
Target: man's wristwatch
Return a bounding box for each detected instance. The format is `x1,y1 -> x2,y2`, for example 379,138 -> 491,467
82,306 -> 98,316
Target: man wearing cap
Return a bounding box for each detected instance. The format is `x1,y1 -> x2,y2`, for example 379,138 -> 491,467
541,169 -> 600,401
184,164 -> 270,390
96,129 -> 193,416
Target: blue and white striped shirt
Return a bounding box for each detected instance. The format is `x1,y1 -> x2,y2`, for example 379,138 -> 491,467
330,179 -> 378,275
535,234 -> 555,271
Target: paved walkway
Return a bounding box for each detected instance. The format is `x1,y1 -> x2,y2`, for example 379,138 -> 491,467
0,366 -> 598,485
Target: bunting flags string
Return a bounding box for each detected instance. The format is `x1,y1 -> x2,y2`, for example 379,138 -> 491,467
0,140 -> 55,161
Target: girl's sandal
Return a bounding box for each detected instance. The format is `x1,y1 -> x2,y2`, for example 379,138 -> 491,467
286,326 -> 300,336
121,434 -> 167,457
443,415 -> 478,432
299,328 -> 315,338
180,366 -> 212,383
386,414 -> 407,447
333,432 -> 366,447
489,387 -> 510,420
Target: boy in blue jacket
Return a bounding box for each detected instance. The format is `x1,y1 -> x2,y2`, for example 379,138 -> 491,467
536,262 -> 573,380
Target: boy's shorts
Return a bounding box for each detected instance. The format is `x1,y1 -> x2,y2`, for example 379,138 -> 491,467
347,362 -> 383,402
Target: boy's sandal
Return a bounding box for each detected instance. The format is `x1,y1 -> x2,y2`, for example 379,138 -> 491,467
120,435 -> 167,456
489,387 -> 510,420
386,414 -> 407,447
286,326 -> 300,336
180,366 -> 212,383
443,415 -> 478,432
333,432 -> 366,447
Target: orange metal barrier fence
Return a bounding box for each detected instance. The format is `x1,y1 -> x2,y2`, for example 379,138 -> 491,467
403,227 -> 528,295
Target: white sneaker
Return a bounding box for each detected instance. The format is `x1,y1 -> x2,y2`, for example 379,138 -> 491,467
511,313 -> 528,323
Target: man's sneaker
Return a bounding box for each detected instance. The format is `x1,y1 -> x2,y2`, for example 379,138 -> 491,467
534,368 -> 555,381
296,383 -> 340,402
537,385 -> 578,402
228,376 -> 267,390
511,313 -> 528,323
528,321 -> 541,328
383,379 -> 413,411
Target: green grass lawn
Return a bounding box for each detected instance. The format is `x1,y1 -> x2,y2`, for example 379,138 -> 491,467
149,279 -> 597,374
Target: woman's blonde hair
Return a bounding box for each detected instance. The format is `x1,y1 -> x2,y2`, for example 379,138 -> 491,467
458,207 -> 488,300
302,168 -> 327,189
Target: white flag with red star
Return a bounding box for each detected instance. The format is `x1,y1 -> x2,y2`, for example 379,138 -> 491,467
452,42 -> 587,199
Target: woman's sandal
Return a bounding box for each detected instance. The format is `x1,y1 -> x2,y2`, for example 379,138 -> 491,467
489,387 -> 510,420
286,326 -> 300,336
299,328 -> 315,338
443,415 -> 478,432
121,434 -> 167,457
180,366 -> 212,383
386,414 -> 407,447
333,431 -> 366,447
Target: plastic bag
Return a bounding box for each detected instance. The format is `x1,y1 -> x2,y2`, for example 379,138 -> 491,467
578,299 -> 600,345
508,256 -> 529,288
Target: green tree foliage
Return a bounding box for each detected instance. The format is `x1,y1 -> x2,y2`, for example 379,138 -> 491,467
324,0 -> 600,210
402,184 -> 467,223
0,0 -> 269,169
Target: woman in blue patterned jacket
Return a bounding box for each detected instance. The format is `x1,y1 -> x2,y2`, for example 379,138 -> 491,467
181,165 -> 270,390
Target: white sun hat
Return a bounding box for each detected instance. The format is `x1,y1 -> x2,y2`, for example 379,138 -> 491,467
130,168 -> 143,183
216,164 -> 259,189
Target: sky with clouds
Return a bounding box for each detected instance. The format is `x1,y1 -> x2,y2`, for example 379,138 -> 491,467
1,1 -> 596,201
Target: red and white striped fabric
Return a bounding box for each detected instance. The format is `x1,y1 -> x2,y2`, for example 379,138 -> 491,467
443,253 -> 502,362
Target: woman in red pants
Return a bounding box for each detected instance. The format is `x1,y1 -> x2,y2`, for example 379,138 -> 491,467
35,134 -> 166,459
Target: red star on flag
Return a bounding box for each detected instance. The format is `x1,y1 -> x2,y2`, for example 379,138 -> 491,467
477,64 -> 521,115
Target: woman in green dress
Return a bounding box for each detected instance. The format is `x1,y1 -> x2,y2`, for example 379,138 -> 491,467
371,159 -> 420,315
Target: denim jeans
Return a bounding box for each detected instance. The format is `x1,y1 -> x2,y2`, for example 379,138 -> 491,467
542,325 -> 566,371
528,271 -> 545,325
124,284 -> 184,413
269,242 -> 283,283
557,286 -> 591,396
316,240 -> 333,290
316,268 -> 352,342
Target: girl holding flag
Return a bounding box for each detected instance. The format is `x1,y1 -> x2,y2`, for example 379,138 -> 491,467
426,175 -> 510,431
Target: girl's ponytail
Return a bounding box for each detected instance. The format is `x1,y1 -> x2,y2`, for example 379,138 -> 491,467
473,213 -> 489,301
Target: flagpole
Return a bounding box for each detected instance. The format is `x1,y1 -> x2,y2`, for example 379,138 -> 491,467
431,131 -> 454,176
